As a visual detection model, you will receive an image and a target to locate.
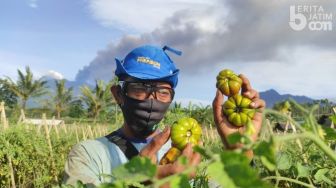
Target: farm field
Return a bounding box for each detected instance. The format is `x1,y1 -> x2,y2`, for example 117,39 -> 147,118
0,101 -> 335,188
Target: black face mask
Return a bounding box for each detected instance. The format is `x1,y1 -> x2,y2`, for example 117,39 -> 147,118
120,95 -> 171,138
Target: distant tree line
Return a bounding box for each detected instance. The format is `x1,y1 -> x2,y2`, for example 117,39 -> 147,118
0,66 -> 335,125
0,66 -> 119,123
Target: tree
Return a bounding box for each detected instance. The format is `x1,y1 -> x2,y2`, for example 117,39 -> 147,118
0,79 -> 18,108
68,99 -> 85,118
2,66 -> 47,109
80,80 -> 113,121
54,79 -> 73,119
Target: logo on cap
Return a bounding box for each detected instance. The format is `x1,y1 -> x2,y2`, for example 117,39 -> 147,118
137,56 -> 161,69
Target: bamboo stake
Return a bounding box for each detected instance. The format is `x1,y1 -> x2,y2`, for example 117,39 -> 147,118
6,141 -> 16,188
43,114 -> 52,152
98,126 -> 103,137
287,113 -> 308,164
265,119 -> 274,139
92,127 -> 98,138
61,121 -> 67,134
1,101 -> 8,130
37,123 -> 42,134
42,113 -> 58,182
8,155 -> 16,188
52,117 -> 59,139
82,126 -> 87,140
209,123 -> 216,141
88,126 -> 94,139
331,107 -> 336,129
204,126 -> 209,142
75,126 -> 79,143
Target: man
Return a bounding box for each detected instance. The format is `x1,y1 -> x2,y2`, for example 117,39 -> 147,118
63,45 -> 265,186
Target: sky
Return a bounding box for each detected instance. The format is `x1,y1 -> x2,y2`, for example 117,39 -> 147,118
1,0 -> 336,105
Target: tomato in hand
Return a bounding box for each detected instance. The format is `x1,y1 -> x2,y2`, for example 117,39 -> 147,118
216,69 -> 242,96
159,117 -> 202,165
223,94 -> 255,127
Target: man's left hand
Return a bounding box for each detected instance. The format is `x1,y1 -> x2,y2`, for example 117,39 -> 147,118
212,74 -> 266,149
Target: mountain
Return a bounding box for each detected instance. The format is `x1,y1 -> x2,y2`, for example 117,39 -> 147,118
260,89 -> 315,108
26,76 -> 87,108
40,75 -> 85,96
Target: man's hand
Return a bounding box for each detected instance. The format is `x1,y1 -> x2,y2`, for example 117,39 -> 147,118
139,127 -> 201,180
213,74 -> 266,149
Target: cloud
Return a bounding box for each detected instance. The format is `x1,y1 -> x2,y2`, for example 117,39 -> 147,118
76,0 -> 336,99
217,47 -> 336,99
28,0 -> 38,8
45,70 -> 64,80
88,0 -> 220,32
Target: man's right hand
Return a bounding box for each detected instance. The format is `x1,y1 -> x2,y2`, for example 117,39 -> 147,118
139,127 -> 201,179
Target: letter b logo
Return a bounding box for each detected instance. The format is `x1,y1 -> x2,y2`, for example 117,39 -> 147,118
289,6 -> 307,31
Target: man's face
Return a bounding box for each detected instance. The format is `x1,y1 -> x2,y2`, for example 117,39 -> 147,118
123,81 -> 174,103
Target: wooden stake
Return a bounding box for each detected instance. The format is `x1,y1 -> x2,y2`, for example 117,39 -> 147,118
209,123 -> 216,141
43,113 -> 52,152
61,121 -> 67,134
52,117 -> 60,139
92,127 -> 98,138
6,141 -> 16,188
88,126 -> 94,139
204,126 -> 209,142
42,113 -> 58,182
8,155 -> 16,188
75,126 -> 79,143
98,126 -> 103,137
82,126 -> 87,140
1,101 -> 8,130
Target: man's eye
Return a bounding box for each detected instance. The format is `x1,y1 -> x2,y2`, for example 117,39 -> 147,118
157,89 -> 171,96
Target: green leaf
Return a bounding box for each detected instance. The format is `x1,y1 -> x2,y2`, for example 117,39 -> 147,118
100,180 -> 128,188
193,145 -> 212,159
329,115 -> 336,124
254,139 -> 276,171
169,174 -> 191,188
76,180 -> 87,188
207,152 -> 272,188
276,152 -> 291,170
322,127 -> 336,141
314,168 -> 336,186
207,161 -> 236,188
296,163 -> 310,178
111,156 -> 156,183
177,156 -> 188,165
226,132 -> 243,145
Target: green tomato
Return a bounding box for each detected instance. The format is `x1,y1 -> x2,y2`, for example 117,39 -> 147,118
223,95 -> 256,127
216,69 -> 242,96
170,117 -> 202,150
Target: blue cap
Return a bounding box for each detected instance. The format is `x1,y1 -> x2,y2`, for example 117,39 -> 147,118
115,45 -> 181,88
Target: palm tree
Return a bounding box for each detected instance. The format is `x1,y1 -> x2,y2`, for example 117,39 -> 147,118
0,78 -> 18,108
80,80 -> 113,121
54,79 -> 73,119
2,66 -> 47,109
